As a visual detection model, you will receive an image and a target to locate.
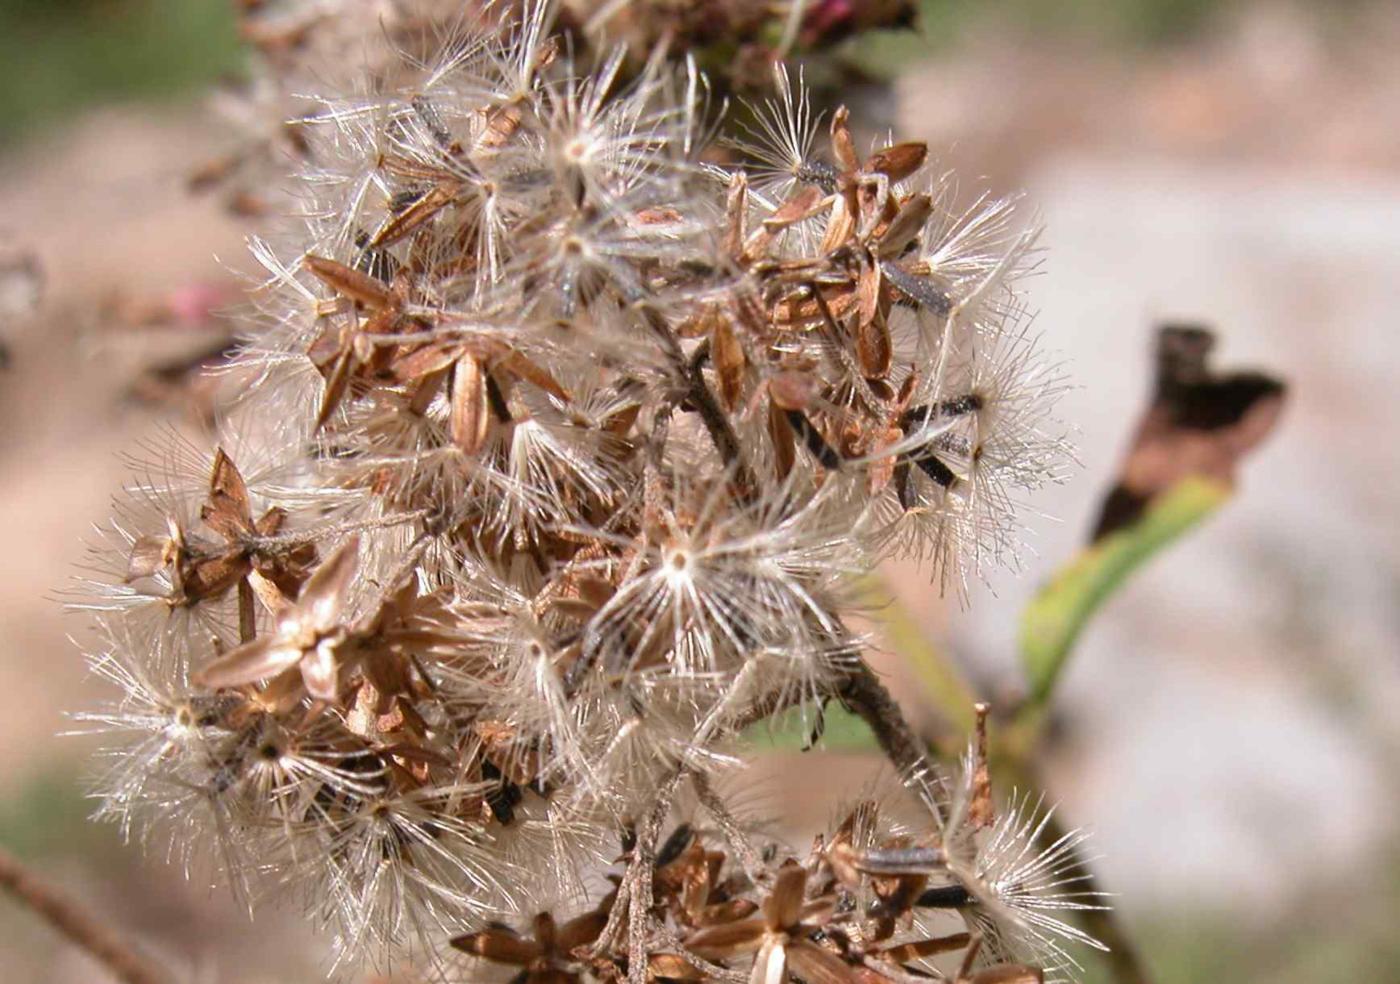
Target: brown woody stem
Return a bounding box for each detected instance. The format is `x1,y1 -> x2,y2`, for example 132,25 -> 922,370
640,305 -> 756,501
0,844 -> 174,984
691,770 -> 767,885
682,349 -> 757,502
627,767 -> 688,984
836,660 -> 933,783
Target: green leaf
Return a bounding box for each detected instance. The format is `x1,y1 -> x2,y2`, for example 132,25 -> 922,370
1019,475 -> 1232,704
743,703 -> 877,753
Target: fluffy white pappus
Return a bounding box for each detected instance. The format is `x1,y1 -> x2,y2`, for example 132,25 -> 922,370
476,794 -> 610,909
509,189 -> 714,328
232,238 -> 342,394
492,405 -> 632,541
912,760 -> 1109,984
726,62 -> 828,204
933,312 -> 1070,570
862,306 -> 1071,591
324,384 -> 624,549
574,473 -> 860,685
70,431 -> 290,668
912,176 -> 1043,330
294,780 -> 531,969
858,185 -> 1042,415
480,607 -> 595,790
73,525 -> 237,673
210,713 -> 393,841
565,674 -> 746,810
320,387 -> 476,512
464,0 -> 556,107
540,45 -> 702,210
725,633 -> 862,740
71,629 -> 248,878
64,4 -> 1099,976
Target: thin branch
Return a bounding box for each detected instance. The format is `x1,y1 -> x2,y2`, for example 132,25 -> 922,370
628,767 -> 689,984
683,349 -> 756,501
592,867 -> 632,959
836,660 -> 933,781
239,507 -> 432,550
638,304 -> 756,500
0,844 -> 174,984
591,768 -> 691,980
732,648 -> 938,804
690,771 -> 767,886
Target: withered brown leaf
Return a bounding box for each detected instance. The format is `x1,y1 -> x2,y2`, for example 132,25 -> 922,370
1091,324 -> 1286,540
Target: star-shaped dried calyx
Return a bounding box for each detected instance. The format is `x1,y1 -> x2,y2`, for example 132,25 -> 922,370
814,802 -> 961,959
711,106 -> 980,496
844,710 -> 997,909
348,576 -> 465,698
193,535 -> 478,707
684,861 -> 852,984
302,253 -> 571,445
651,825 -> 759,933
194,538 -> 359,701
125,448 -> 315,611
452,907 -> 612,984
302,254 -> 415,430
387,332 -> 572,456
841,712 -> 1102,982
591,819 -> 1051,984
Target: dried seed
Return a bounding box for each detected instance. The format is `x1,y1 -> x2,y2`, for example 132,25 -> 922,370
201,448 -> 253,540
866,141 -> 928,183
879,193 -> 933,258
303,254 -> 392,309
370,181 -> 460,247
710,313 -> 746,411
450,355 -> 490,455
854,262 -> 891,378
830,106 -> 858,174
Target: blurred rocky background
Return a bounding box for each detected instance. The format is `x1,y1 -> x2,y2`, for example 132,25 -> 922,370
2,1 -> 1397,981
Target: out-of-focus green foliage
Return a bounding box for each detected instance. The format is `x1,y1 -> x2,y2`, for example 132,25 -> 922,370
850,0 -> 1249,76
1020,475 -> 1231,704
0,0 -> 241,145
1078,852 -> 1400,984
0,772 -> 108,859
744,702 -> 875,753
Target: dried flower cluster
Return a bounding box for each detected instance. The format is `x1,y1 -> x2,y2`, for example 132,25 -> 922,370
452,724 -> 1103,984
197,1 -> 919,215
73,4 -> 1088,981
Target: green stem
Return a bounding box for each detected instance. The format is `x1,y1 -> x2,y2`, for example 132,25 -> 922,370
857,572 -> 980,733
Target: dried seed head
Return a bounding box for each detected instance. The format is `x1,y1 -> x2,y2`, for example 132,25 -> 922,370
70,3 -> 1079,975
